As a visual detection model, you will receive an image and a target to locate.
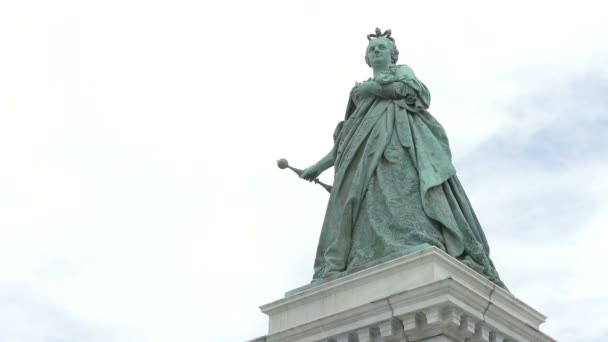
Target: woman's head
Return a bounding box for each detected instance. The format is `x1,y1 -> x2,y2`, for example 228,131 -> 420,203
365,36 -> 399,67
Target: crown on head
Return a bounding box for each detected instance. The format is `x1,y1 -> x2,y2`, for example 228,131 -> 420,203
367,27 -> 394,42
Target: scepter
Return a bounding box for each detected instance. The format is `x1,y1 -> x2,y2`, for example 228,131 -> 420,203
277,158 -> 332,193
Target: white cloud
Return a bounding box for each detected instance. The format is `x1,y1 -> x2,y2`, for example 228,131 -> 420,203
0,1 -> 606,341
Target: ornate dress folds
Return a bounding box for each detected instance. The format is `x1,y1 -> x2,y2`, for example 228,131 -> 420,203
313,65 -> 506,288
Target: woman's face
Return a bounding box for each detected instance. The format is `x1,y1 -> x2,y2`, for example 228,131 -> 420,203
366,39 -> 392,68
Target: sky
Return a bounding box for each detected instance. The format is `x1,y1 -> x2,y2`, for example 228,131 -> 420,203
0,1 -> 606,341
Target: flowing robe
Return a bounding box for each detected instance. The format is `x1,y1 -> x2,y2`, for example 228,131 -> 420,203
313,64 -> 506,288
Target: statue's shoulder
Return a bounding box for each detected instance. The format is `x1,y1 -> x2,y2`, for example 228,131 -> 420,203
394,64 -> 416,78
376,65 -> 415,84
395,64 -> 413,71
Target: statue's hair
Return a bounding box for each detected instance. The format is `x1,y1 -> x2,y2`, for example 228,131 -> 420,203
365,28 -> 399,66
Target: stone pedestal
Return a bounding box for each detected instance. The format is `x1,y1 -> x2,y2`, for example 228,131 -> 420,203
250,247 -> 556,342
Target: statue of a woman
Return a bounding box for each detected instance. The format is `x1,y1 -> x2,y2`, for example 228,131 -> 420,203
300,29 -> 506,289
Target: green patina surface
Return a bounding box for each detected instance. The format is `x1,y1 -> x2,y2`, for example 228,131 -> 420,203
293,28 -> 506,291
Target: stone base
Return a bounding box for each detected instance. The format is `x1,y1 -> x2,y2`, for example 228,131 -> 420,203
286,243 -> 432,297
253,246 -> 556,342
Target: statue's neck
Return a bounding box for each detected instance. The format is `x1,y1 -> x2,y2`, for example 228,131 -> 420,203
372,65 -> 390,78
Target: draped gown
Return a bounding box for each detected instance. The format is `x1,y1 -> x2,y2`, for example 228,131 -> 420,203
312,64 -> 506,288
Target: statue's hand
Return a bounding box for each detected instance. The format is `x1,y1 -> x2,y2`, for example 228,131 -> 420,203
353,80 -> 380,99
300,165 -> 322,181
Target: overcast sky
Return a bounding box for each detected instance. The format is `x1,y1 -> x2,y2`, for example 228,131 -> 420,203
0,1 -> 607,341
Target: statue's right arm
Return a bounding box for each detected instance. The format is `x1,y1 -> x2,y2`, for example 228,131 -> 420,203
300,146 -> 336,181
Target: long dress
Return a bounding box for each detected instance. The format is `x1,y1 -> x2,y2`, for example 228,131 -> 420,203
313,64 -> 506,288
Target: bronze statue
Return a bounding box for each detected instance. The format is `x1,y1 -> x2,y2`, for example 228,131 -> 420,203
283,28 -> 506,289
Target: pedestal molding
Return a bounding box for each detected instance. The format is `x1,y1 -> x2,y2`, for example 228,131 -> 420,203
256,247 -> 555,342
